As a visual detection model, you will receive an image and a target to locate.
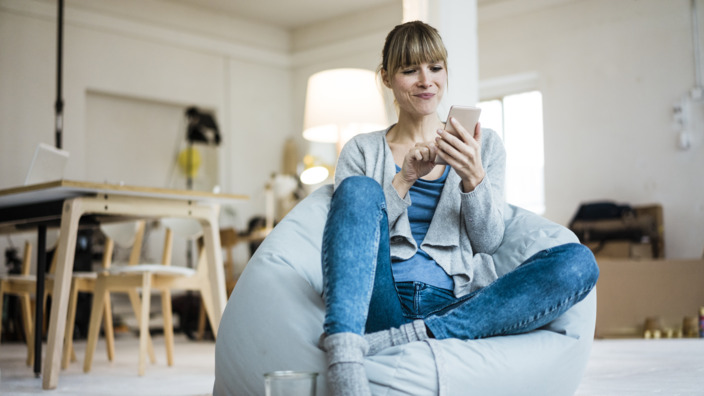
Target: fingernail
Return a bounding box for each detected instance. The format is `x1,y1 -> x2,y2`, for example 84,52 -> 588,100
436,129 -> 443,134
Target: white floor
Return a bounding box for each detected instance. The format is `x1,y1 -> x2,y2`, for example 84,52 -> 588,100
0,334 -> 215,396
2,337 -> 704,395
576,339 -> 704,396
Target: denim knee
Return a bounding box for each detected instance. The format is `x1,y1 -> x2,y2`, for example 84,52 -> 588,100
554,243 -> 600,291
333,176 -> 385,211
336,176 -> 383,196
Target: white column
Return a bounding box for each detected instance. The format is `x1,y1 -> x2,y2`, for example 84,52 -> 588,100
403,0 -> 479,117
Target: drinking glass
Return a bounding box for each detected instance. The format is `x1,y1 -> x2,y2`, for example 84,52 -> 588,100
264,371 -> 318,396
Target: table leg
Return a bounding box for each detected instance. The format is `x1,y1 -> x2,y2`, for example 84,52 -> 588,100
43,199 -> 82,390
34,225 -> 46,377
200,214 -> 226,337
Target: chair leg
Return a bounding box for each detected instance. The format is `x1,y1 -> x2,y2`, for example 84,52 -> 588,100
42,290 -> 50,338
161,289 -> 174,366
0,284 -> 4,337
127,290 -> 156,364
138,273 -> 152,376
103,293 -> 115,362
83,280 -> 107,373
70,343 -> 77,363
20,293 -> 35,367
200,283 -> 217,339
29,294 -> 37,366
0,284 -> 5,357
0,285 -> 33,366
62,281 -> 80,369
196,300 -> 206,341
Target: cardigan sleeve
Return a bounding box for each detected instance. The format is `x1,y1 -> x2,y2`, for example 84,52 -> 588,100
333,138 -> 365,189
459,129 -> 506,254
333,132 -> 413,247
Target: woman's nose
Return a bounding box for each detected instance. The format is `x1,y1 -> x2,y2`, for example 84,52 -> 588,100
417,70 -> 432,86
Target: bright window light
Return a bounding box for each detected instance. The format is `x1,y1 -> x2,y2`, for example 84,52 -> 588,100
479,91 -> 545,214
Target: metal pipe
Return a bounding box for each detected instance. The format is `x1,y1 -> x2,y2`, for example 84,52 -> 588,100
692,0 -> 703,92
55,0 -> 64,149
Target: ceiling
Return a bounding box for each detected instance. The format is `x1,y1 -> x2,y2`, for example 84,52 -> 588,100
165,0 -> 512,29
165,0 -> 397,29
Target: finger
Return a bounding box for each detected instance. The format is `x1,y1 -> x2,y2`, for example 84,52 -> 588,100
428,142 -> 438,160
435,136 -> 465,165
437,128 -> 462,146
416,143 -> 436,162
449,116 -> 472,142
416,146 -> 431,162
417,147 -> 428,162
436,129 -> 470,158
474,122 -> 482,143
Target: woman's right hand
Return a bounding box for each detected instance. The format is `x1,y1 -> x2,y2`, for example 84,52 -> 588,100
392,142 -> 437,198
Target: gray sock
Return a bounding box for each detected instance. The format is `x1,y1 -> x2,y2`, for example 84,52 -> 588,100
321,332 -> 371,396
365,319 -> 428,355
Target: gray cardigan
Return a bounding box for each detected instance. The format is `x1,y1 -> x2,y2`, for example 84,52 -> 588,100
334,126 -> 507,297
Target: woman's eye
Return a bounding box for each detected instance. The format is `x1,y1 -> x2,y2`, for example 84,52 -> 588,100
431,66 -> 444,72
401,69 -> 416,75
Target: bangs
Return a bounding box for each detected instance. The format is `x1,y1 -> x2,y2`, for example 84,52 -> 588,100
383,23 -> 447,74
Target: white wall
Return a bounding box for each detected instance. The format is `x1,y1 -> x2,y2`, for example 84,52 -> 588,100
0,0 -> 292,268
290,3 -> 402,169
478,0 -> 704,259
2,0 -> 702,270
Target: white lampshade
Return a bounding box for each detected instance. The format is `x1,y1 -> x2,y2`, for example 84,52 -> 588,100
300,165 -> 329,185
302,69 -> 387,147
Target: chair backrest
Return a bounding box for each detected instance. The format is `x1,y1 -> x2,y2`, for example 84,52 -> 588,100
100,221 -> 146,266
159,218 -> 203,268
160,218 -> 203,239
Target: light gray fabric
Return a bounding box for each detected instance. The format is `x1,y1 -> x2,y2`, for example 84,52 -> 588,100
322,333 -> 372,396
365,319 -> 427,356
213,184 -> 596,396
335,127 -> 507,296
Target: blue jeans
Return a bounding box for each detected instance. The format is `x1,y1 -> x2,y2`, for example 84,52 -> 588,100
322,176 -> 599,340
395,281 -> 458,320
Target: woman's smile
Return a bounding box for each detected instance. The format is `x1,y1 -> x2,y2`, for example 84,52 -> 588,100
415,93 -> 436,99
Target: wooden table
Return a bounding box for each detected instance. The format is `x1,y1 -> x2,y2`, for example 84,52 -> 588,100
0,180 -> 246,389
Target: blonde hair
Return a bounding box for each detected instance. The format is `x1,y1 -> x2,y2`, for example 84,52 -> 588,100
378,21 -> 448,76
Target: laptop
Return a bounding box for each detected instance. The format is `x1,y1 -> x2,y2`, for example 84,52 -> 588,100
24,142 -> 69,185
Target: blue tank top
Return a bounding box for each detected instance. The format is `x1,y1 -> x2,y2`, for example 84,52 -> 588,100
392,165 -> 454,290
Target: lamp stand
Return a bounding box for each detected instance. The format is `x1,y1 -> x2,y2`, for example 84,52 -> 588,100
54,0 -> 64,149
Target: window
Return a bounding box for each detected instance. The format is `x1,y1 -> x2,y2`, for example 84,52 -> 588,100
478,90 -> 545,214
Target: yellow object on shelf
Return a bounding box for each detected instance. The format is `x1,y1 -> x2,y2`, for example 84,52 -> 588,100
178,146 -> 201,177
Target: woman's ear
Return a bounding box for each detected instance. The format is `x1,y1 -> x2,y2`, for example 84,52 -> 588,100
381,69 -> 391,88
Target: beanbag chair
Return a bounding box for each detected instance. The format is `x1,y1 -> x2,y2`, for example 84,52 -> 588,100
214,184 -> 596,395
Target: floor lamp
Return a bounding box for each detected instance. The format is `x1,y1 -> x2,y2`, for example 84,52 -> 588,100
301,68 -> 387,184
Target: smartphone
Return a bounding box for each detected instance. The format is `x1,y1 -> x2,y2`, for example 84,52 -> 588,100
445,105 -> 481,136
436,105 -> 482,164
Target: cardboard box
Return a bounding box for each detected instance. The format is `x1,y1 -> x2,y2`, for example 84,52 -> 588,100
588,240 -> 654,260
572,203 -> 664,258
595,258 -> 704,338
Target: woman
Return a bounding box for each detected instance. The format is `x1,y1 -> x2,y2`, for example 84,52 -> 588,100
320,21 -> 598,396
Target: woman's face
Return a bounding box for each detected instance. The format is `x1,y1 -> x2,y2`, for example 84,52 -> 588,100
384,61 -> 447,118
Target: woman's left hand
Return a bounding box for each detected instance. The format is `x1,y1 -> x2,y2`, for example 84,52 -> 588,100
435,117 -> 485,192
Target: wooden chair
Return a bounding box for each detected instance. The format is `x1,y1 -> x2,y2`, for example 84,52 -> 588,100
48,220 -> 153,370
0,241 -> 36,366
0,240 -> 112,368
83,218 -> 213,376
0,227 -> 139,370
